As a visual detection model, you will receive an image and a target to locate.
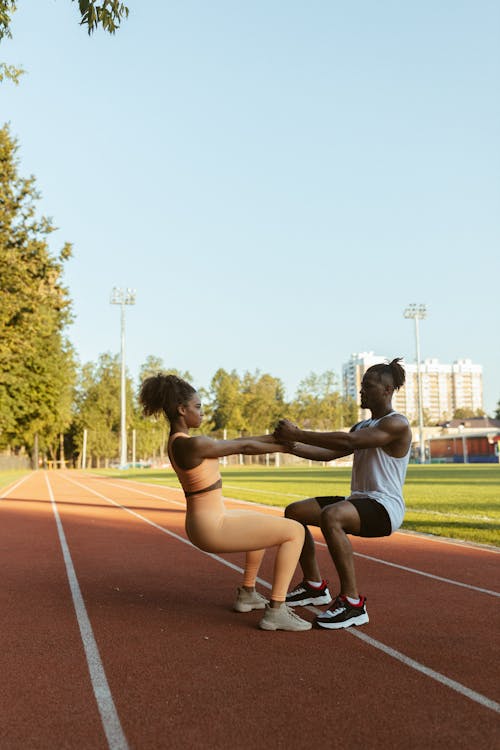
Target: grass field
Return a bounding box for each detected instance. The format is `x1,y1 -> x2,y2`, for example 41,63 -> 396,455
0,470 -> 32,492
1,465 -> 498,548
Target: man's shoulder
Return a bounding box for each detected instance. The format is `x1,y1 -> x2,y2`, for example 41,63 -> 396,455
382,411 -> 410,424
378,412 -> 411,433
350,420 -> 370,432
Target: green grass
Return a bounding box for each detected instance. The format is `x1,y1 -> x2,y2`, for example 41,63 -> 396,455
93,463 -> 500,548
0,470 -> 31,493
2,465 -> 498,547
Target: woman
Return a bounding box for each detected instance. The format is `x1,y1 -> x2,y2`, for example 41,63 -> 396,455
139,373 -> 311,632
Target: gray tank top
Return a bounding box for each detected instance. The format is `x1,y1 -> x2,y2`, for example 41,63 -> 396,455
348,412 -> 410,532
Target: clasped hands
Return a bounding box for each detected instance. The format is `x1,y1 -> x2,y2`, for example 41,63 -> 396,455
273,418 -> 300,449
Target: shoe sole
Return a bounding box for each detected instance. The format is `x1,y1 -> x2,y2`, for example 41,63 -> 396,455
286,594 -> 332,607
259,620 -> 312,632
233,603 -> 267,613
316,613 -> 369,630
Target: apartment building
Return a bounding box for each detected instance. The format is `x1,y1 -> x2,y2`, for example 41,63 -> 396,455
342,352 -> 483,424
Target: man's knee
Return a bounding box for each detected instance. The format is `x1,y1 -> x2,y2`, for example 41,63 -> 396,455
320,504 -> 344,532
285,501 -> 301,520
285,498 -> 315,523
320,502 -> 359,535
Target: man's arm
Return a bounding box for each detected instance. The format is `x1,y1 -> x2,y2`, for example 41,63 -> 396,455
275,415 -> 411,456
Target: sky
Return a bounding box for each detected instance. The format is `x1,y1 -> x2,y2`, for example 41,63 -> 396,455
2,1 -> 499,414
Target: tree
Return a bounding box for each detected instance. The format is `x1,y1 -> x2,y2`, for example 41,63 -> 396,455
0,1 -> 129,40
0,124 -> 76,458
241,370 -> 286,435
208,369 -> 246,436
453,407 -> 485,420
0,1 -> 129,84
291,371 -> 355,431
74,352 -> 134,467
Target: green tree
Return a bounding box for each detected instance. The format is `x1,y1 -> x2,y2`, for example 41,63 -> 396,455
453,407 -> 485,420
0,1 -> 129,84
0,124 -> 76,458
241,370 -> 286,434
74,352 -> 134,467
0,1 -> 129,40
0,1 -> 23,84
291,371 -> 352,430
208,369 -> 246,436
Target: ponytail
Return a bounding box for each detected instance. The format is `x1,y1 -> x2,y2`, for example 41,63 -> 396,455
366,358 -> 406,391
139,374 -> 196,422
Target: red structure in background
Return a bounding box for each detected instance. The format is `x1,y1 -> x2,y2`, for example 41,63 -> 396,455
428,434 -> 500,463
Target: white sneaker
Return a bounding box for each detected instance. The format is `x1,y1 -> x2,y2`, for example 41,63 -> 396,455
233,587 -> 268,612
259,603 -> 312,631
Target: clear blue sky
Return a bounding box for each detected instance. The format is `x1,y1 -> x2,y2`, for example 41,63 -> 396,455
2,1 -> 499,413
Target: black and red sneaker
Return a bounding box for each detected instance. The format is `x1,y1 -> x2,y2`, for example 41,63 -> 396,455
285,579 -> 332,607
315,595 -> 369,629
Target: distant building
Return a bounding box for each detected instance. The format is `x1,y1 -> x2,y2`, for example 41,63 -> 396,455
428,417 -> 500,464
342,352 -> 483,424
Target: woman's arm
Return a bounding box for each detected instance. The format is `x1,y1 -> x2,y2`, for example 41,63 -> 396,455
289,442 -> 347,462
185,435 -> 288,462
230,434 -> 277,444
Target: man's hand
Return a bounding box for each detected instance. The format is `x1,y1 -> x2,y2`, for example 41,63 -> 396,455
274,419 -> 300,442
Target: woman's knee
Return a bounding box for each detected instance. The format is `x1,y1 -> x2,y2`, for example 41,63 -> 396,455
283,516 -> 305,544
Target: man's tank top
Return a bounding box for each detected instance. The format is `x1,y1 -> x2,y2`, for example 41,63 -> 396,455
348,412 -> 410,532
168,433 -> 221,496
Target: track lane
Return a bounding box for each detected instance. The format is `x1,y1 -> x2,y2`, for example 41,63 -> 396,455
74,472 -> 500,703
0,473 -> 115,749
2,471 -> 499,749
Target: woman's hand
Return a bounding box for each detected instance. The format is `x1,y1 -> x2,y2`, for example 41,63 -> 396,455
274,419 -> 300,443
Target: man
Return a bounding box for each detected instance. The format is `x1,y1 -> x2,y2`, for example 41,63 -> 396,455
274,358 -> 412,630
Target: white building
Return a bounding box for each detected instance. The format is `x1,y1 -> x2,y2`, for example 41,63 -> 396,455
343,352 -> 483,424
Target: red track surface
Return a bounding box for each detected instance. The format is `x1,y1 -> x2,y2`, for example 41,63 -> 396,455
1,471 -> 498,749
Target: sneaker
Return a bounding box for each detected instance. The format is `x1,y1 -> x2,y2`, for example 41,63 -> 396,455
233,587 -> 268,613
259,603 -> 312,631
286,579 -> 332,607
315,595 -> 369,630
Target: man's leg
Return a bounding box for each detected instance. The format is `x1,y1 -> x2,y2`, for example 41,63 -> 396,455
285,498 -> 322,580
319,501 -> 361,599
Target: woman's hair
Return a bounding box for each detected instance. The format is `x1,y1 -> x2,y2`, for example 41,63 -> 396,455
366,358 -> 406,390
139,374 -> 196,422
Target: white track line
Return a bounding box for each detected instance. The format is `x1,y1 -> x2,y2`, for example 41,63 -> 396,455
44,474 -> 129,750
0,473 -> 31,498
94,475 -> 500,550
338,548 -> 499,598
91,476 -> 500,598
60,473 -> 499,715
305,604 -> 500,714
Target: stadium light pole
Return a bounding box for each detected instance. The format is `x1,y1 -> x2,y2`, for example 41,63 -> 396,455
404,303 -> 427,464
110,287 -> 136,468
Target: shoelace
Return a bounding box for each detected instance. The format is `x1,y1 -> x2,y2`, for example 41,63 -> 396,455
285,606 -> 307,622
322,596 -> 344,617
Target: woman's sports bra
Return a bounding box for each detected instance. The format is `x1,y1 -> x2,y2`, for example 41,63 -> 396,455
168,433 -> 222,497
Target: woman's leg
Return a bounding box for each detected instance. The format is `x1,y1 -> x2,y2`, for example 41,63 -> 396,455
211,511 -> 305,603
242,549 -> 266,588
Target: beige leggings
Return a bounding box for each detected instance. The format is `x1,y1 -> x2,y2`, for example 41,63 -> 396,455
186,494 -> 305,602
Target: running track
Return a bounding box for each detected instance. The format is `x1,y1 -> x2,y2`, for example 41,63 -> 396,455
1,471 -> 498,749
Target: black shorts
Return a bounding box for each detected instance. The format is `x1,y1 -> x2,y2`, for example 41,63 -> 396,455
315,496 -> 392,538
